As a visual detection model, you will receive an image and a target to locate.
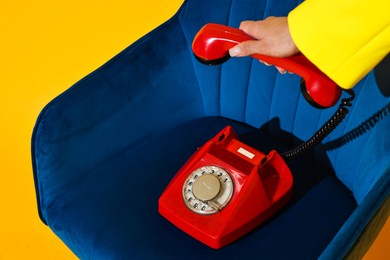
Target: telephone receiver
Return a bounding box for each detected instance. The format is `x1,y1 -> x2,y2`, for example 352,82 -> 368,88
192,23 -> 342,108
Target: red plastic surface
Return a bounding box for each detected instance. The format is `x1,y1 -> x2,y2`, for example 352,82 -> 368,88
192,23 -> 342,108
158,126 -> 293,249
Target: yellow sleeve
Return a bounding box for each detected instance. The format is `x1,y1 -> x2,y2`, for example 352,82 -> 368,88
288,0 -> 390,89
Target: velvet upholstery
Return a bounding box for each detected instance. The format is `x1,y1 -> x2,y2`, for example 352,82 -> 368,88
32,0 -> 390,259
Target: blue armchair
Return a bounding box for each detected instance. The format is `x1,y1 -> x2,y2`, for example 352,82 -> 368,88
32,0 -> 390,258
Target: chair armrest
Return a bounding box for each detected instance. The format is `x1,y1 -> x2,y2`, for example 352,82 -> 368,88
320,166 -> 390,259
32,15 -> 203,224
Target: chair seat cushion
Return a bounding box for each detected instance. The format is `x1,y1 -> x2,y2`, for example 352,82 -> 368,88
43,116 -> 357,259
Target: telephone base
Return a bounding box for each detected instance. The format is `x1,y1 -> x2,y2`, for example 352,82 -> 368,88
158,126 -> 293,249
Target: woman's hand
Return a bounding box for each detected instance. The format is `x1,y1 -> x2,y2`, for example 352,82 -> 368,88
229,17 -> 299,73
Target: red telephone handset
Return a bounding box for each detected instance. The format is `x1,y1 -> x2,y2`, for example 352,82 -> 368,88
158,126 -> 293,249
192,23 -> 342,108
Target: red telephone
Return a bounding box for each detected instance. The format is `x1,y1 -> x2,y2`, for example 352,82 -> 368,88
158,23 -> 353,249
192,23 -> 341,108
158,126 -> 293,249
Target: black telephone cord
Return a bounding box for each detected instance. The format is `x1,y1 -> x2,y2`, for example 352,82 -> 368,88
281,89 -> 355,160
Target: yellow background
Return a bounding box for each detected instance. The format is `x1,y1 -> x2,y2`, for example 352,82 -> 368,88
0,0 -> 388,259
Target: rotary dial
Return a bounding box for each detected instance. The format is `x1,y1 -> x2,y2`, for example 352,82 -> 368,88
183,166 -> 233,215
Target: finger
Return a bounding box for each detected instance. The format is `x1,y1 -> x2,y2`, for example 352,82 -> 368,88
239,20 -> 261,37
229,40 -> 267,57
276,66 -> 287,74
239,20 -> 273,40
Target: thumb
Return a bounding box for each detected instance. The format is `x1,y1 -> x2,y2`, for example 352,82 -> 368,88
229,40 -> 268,57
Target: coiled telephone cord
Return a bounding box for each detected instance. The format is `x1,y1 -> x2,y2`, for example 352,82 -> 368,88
281,89 -> 355,160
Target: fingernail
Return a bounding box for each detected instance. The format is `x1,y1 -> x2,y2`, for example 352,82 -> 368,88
229,46 -> 241,57
276,66 -> 287,74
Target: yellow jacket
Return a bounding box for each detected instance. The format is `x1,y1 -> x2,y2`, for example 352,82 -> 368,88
288,0 -> 390,89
